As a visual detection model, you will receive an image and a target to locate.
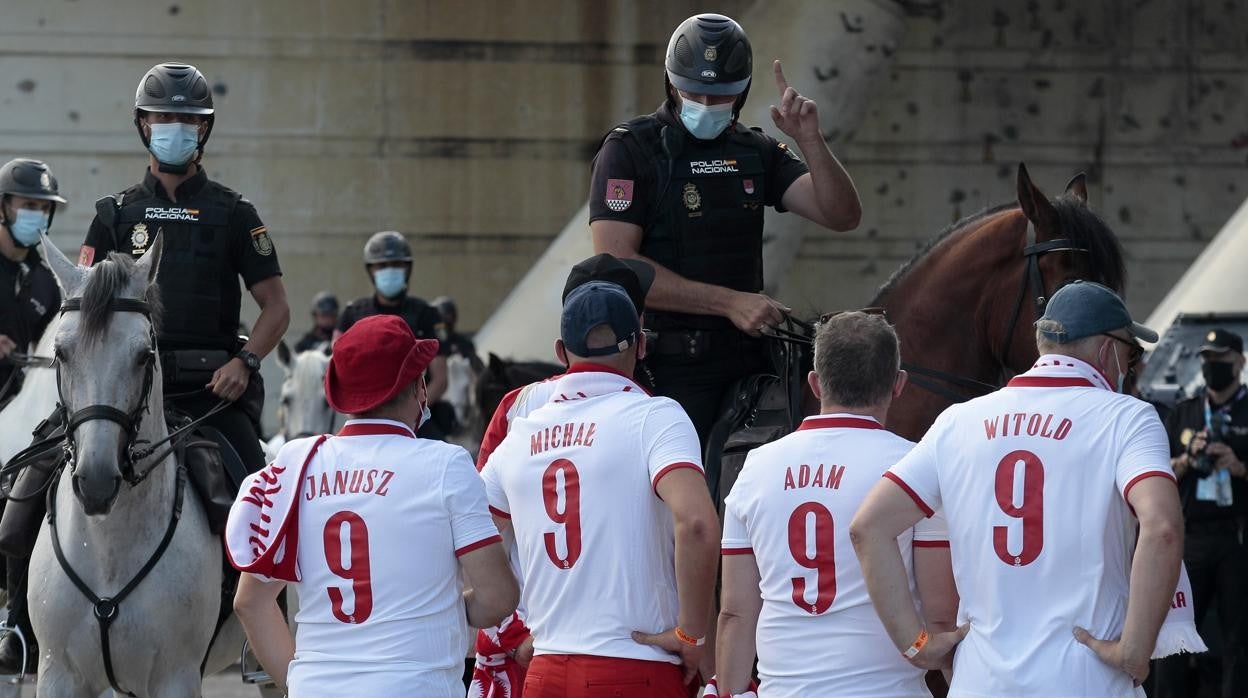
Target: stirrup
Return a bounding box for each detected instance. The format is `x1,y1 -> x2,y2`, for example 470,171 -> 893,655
239,638 -> 273,685
0,622 -> 29,685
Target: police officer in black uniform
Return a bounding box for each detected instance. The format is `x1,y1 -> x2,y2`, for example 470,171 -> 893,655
294,291 -> 338,352
0,159 -> 66,406
80,61 -> 289,479
432,295 -> 484,375
1154,328 -> 1248,697
337,231 -> 449,436
589,13 -> 862,452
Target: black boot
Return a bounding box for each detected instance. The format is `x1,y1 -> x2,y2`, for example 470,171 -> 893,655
0,555 -> 36,675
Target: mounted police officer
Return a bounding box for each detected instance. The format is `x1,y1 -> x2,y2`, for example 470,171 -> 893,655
337,231 -> 450,437
589,13 -> 862,452
0,159 -> 66,672
0,159 -> 66,406
75,60 -> 289,485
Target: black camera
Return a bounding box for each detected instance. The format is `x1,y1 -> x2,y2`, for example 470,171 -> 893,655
1192,411 -> 1233,476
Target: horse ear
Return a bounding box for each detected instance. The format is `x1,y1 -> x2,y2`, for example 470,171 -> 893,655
488,353 -> 505,377
38,232 -> 85,297
276,340 -> 293,371
1063,172 -> 1088,204
133,232 -> 164,285
1016,163 -> 1060,237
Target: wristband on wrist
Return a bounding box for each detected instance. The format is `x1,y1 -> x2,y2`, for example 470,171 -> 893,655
902,628 -> 929,659
674,626 -> 706,647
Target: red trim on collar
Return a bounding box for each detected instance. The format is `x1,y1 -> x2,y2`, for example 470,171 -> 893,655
1006,376 -> 1096,389
564,362 -> 651,395
337,423 -> 415,438
797,416 -> 884,431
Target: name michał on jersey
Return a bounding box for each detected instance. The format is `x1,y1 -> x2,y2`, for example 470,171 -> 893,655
690,159 -> 740,175
145,206 -> 200,221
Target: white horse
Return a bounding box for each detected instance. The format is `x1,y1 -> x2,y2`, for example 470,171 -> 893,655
264,341 -> 336,460
28,236 -> 244,696
0,315 -> 61,466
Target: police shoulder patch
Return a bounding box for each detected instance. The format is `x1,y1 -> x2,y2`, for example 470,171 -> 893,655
250,225 -> 273,256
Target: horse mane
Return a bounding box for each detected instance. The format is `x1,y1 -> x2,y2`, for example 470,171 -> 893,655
872,195 -> 1126,304
79,252 -> 162,343
873,202 -> 1015,303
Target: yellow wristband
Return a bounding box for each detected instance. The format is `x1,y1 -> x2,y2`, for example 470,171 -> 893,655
674,626 -> 705,647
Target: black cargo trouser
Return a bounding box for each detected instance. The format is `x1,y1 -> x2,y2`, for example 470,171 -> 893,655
640,327 -> 769,459
1152,518 -> 1248,698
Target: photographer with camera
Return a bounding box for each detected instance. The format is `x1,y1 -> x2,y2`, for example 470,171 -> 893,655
1154,328 -> 1248,697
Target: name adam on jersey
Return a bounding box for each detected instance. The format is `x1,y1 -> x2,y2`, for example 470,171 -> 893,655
144,206 -> 200,221
690,159 -> 739,175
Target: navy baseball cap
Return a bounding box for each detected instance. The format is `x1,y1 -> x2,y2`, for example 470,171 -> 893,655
1200,328 -> 1244,355
561,281 -> 641,357
1036,281 -> 1158,343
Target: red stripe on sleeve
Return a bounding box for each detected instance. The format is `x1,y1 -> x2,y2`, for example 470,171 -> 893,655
721,547 -> 754,556
651,462 -> 704,497
1123,470 -> 1178,504
488,505 -> 511,520
882,471 -> 935,518
477,388 -> 522,471
913,540 -> 950,548
455,534 -> 502,557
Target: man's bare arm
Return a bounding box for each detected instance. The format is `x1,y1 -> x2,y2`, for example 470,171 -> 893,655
715,553 -> 763,695
233,574 -> 293,692
458,540 -> 520,629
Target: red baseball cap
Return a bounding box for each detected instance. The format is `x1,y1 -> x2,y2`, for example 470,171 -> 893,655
324,315 -> 439,414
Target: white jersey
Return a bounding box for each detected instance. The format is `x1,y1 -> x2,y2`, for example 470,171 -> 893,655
887,357 -> 1176,698
480,366 -> 703,663
722,414 -> 947,698
288,419 -> 502,696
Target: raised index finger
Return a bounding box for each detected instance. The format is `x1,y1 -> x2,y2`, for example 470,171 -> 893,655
773,59 -> 789,95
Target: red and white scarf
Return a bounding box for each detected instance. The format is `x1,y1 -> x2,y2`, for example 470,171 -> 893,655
224,435 -> 328,581
1012,355 -> 1205,657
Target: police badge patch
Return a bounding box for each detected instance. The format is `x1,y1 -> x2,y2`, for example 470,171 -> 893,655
250,226 -> 273,256
605,179 -> 633,212
682,182 -> 702,211
130,223 -> 150,254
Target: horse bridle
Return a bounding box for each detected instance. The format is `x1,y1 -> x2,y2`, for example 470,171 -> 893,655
56,297 -> 159,488
902,221 -> 1090,404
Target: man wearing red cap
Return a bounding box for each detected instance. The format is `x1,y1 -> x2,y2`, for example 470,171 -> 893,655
229,315 -> 518,696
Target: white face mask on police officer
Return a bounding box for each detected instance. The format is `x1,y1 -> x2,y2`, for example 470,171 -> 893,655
148,122 -> 201,166
680,99 -> 735,140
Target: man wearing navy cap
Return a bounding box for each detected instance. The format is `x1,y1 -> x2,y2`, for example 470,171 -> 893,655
479,280 -> 719,696
853,281 -> 1183,695
1154,327 -> 1248,697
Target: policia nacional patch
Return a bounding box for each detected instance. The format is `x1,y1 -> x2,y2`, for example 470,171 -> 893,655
250,226 -> 273,256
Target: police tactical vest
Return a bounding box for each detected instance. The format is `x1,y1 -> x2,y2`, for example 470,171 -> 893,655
610,116 -> 770,327
98,180 -> 243,350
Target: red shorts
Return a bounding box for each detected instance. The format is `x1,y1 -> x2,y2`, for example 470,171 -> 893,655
523,654 -> 693,698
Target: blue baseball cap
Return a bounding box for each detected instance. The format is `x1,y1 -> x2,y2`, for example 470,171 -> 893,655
561,281 -> 641,357
1036,281 -> 1158,343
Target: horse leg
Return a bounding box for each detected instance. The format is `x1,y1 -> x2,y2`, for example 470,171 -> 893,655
33,655 -> 95,698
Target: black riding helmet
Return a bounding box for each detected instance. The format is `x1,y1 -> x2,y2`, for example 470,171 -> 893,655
133,62 -> 216,174
431,296 -> 457,322
363,231 -> 413,266
664,14 -> 753,123
311,291 -> 339,315
0,158 -> 67,229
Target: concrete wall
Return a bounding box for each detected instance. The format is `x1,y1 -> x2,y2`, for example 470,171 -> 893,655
3,0 -> 1244,334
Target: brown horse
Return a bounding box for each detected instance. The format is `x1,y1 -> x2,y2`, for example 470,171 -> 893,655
875,164 -> 1127,441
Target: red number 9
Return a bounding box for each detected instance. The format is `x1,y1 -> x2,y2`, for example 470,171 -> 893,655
323,510 -> 373,624
993,450 -> 1045,567
542,458 -> 583,569
787,501 -> 836,615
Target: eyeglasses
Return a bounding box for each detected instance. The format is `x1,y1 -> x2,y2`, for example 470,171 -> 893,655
818,307 -> 887,325
1101,333 -> 1144,369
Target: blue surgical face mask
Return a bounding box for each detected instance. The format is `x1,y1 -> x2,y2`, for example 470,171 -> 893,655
8,208 -> 49,247
373,267 -> 407,299
148,122 -> 201,166
418,401 -> 432,431
679,99 -> 735,140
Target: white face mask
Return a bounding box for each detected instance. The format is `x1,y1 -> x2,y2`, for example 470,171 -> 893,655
679,99 -> 735,140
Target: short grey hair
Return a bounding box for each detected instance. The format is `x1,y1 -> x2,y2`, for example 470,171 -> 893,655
1035,320 -> 1105,356
814,312 -> 899,408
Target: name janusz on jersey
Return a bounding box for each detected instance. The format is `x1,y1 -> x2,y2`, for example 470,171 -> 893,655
690,159 -> 739,174
145,207 -> 200,221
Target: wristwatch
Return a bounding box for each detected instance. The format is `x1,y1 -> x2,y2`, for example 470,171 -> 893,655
236,349 -> 261,372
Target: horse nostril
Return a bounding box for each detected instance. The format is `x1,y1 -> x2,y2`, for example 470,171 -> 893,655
72,473 -> 121,515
